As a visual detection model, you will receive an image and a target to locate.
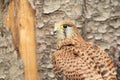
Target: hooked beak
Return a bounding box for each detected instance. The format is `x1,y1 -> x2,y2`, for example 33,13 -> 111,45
53,29 -> 57,33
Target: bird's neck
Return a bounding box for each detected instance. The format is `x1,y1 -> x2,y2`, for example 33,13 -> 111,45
56,36 -> 86,49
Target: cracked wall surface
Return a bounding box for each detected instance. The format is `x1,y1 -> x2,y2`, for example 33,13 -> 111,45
0,0 -> 120,80
0,0 -> 24,80
0,15 -> 24,80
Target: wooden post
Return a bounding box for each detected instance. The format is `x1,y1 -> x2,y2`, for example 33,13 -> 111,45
4,0 -> 38,80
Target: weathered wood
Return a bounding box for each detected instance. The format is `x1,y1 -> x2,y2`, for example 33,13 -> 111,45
4,0 -> 38,80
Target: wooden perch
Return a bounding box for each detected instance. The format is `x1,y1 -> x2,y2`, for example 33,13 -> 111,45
4,0 -> 38,80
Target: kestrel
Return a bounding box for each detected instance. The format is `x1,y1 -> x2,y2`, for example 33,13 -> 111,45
52,20 -> 117,80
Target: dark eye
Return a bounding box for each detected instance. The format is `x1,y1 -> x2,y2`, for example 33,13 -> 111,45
63,24 -> 68,28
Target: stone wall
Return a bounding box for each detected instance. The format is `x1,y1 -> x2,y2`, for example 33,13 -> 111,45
0,1 -> 24,80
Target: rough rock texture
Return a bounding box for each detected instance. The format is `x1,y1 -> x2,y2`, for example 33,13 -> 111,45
0,1 -> 24,80
0,20 -> 24,80
35,0 -> 120,80
0,0 -> 120,80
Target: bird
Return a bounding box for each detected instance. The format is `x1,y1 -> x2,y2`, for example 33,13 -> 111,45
52,20 -> 117,80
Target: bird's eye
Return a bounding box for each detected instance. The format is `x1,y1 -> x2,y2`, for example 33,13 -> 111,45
63,24 -> 68,28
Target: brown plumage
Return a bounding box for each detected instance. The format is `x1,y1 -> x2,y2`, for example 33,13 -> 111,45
52,20 -> 117,80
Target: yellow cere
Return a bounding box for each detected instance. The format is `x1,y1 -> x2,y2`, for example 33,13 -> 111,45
55,25 -> 63,30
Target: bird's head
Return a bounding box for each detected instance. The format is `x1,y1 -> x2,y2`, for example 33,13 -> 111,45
53,20 -> 80,40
